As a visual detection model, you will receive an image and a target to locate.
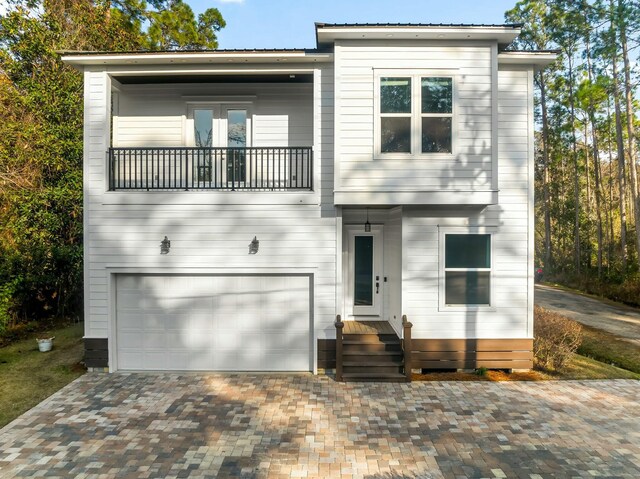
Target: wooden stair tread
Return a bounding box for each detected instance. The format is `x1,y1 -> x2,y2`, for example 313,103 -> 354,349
337,321 -> 406,382
342,372 -> 407,381
342,340 -> 401,344
343,361 -> 403,366
342,350 -> 403,357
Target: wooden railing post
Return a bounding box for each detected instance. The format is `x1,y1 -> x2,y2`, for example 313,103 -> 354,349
403,315 -> 413,383
335,315 -> 344,382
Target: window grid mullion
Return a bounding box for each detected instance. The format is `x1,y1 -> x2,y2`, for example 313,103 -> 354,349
445,268 -> 491,272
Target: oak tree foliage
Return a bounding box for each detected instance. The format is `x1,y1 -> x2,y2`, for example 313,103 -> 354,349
0,0 -> 225,329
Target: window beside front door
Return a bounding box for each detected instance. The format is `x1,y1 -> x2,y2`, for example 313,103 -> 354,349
443,233 -> 491,306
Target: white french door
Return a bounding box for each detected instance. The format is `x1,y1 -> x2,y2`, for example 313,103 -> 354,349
189,104 -> 251,185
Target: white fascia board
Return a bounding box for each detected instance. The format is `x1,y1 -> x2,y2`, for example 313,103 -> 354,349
498,52 -> 558,68
333,190 -> 499,206
61,51 -> 333,67
317,26 -> 520,45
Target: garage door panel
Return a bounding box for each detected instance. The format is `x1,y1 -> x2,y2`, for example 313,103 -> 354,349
142,350 -> 167,369
143,332 -> 167,349
182,329 -> 215,349
118,331 -> 144,349
119,351 -> 143,368
265,330 -> 307,350
118,275 -> 144,290
215,330 -> 242,350
116,274 -> 311,371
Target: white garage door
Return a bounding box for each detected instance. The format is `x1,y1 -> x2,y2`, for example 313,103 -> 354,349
116,275 -> 310,371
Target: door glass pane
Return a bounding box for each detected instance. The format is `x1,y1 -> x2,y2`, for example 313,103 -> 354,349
421,77 -> 452,113
445,271 -> 490,305
227,110 -> 247,181
422,117 -> 452,153
380,77 -> 411,113
194,109 -> 213,147
381,117 -> 411,153
354,236 -> 374,306
227,110 -> 247,147
445,234 -> 491,268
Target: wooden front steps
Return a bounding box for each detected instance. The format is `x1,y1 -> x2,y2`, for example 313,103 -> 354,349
336,319 -> 407,382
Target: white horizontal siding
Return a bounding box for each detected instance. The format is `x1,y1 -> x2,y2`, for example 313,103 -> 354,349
401,65 -> 533,340
84,65 -> 337,344
335,40 -> 494,194
114,83 -> 313,148
114,116 -> 183,147
85,205 -> 337,338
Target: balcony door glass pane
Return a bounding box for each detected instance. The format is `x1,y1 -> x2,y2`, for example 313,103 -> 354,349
227,110 -> 247,182
354,236 -> 374,306
227,110 -> 247,147
194,109 -> 213,147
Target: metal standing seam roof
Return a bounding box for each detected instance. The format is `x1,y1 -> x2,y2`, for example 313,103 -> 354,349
313,22 -> 523,49
314,22 -> 523,28
58,48 -> 326,56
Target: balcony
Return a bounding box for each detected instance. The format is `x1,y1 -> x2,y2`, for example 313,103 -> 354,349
108,147 -> 313,192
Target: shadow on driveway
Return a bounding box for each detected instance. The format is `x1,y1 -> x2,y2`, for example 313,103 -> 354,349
1,373 -> 639,478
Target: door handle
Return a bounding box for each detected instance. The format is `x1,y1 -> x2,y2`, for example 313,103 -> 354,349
376,282 -> 379,294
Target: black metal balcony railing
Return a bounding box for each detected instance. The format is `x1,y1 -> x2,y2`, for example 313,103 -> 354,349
108,147 -> 313,191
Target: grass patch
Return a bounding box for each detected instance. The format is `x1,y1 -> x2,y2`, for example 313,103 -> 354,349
0,322 -> 85,428
577,324 -> 640,374
557,353 -> 640,380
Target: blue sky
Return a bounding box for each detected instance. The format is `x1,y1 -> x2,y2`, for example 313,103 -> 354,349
195,0 -> 520,49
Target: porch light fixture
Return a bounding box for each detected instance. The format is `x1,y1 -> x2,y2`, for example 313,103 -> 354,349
160,236 -> 171,255
249,236 -> 259,254
364,208 -> 371,232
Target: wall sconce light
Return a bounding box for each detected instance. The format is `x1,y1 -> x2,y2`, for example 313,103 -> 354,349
249,236 -> 259,254
364,208 -> 371,232
160,236 -> 171,254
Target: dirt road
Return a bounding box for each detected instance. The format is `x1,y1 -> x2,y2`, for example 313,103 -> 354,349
535,284 -> 640,345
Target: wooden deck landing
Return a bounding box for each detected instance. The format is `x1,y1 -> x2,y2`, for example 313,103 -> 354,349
343,321 -> 396,335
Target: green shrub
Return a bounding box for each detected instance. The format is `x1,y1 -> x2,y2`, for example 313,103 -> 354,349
0,278 -> 20,332
534,306 -> 583,371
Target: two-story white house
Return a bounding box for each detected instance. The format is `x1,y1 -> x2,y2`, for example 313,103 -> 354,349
62,23 -> 555,380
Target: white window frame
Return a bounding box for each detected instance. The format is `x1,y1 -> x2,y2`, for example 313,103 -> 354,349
374,69 -> 457,159
438,227 -> 495,312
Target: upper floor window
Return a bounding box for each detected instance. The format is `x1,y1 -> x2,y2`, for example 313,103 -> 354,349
377,74 -> 454,157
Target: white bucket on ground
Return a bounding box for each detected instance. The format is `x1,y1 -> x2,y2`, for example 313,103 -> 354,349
36,337 -> 54,352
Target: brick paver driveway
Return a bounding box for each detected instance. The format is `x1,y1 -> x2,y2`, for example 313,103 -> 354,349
1,374 -> 639,478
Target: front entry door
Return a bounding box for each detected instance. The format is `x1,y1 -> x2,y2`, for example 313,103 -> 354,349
348,226 -> 383,317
